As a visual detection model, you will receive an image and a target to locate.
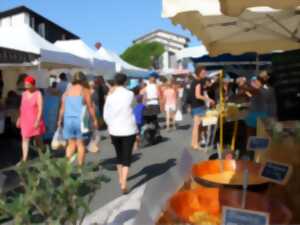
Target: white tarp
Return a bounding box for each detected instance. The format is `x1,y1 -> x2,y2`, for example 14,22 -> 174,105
96,47 -> 149,78
176,46 -> 208,60
0,25 -> 89,68
55,40 -> 116,77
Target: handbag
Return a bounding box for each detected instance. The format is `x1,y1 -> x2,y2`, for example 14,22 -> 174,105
87,130 -> 101,153
51,128 -> 66,150
175,110 -> 183,122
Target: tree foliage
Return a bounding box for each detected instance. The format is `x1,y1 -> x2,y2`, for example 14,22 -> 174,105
121,42 -> 164,69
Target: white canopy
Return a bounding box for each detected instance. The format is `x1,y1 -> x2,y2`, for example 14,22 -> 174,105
162,0 -> 300,56
55,40 -> 116,77
96,47 -> 149,78
176,46 -> 208,60
0,25 -> 89,68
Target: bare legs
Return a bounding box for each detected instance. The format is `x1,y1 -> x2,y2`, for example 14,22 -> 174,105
166,110 -> 176,131
21,138 -> 30,161
77,140 -> 86,166
191,115 -> 202,149
166,110 -> 171,130
120,166 -> 129,191
116,164 -> 129,191
66,139 -> 86,166
21,136 -> 44,162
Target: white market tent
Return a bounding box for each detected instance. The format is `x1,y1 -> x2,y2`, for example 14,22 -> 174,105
0,25 -> 93,96
55,40 -> 116,78
0,25 -> 89,68
96,47 -> 149,78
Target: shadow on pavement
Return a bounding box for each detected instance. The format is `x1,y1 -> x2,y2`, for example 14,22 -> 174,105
110,209 -> 139,225
128,158 -> 176,191
100,154 -> 142,171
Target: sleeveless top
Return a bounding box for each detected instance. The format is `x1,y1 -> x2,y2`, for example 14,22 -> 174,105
145,83 -> 159,105
20,90 -> 45,138
190,79 -> 206,109
64,88 -> 84,119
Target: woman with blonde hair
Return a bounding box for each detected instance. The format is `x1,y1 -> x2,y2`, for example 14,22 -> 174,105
57,72 -> 98,166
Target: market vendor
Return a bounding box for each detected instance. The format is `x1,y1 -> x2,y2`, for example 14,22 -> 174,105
245,75 -> 277,138
232,76 -> 252,103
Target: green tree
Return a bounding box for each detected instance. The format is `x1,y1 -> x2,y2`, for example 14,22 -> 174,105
121,42 -> 164,69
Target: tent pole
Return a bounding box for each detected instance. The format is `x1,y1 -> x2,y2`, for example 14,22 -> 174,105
219,70 -> 224,156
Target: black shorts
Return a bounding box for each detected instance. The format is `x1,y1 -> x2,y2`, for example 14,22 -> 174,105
111,135 -> 136,167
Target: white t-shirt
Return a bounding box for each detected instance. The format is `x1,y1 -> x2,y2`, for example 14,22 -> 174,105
103,87 -> 137,136
145,83 -> 159,105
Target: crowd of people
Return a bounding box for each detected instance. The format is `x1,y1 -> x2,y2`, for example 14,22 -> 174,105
0,65 -> 277,193
187,66 -> 277,152
9,71 -> 182,194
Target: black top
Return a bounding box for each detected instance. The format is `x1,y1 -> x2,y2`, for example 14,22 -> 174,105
189,79 -> 206,109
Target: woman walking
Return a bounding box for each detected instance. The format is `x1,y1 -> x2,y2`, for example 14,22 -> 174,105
17,75 -> 45,162
163,79 -> 178,131
104,73 -> 137,194
57,72 -> 98,166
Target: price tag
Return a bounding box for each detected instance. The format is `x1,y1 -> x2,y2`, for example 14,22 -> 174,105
222,206 -> 269,225
260,161 -> 292,185
247,136 -> 270,151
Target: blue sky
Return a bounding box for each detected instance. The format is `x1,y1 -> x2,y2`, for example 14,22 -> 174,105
0,0 -> 200,54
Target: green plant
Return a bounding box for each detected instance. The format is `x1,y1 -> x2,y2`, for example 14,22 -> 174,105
0,150 -> 109,225
121,41 -> 164,69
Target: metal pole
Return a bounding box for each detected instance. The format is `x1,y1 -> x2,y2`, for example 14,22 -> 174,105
219,70 -> 224,155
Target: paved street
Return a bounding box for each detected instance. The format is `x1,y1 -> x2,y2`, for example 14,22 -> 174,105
87,115 -> 196,212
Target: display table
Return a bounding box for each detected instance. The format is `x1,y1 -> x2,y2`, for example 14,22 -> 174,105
255,119 -> 300,223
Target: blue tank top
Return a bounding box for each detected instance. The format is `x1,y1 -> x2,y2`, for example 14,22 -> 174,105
64,95 -> 84,119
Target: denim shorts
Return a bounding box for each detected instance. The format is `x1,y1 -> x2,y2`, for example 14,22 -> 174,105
63,117 -> 84,140
191,107 -> 207,117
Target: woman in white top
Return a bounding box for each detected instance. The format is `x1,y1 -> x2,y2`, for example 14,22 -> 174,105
103,73 -> 137,194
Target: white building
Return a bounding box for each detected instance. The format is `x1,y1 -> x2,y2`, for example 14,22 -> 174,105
0,6 -> 79,43
133,29 -> 190,72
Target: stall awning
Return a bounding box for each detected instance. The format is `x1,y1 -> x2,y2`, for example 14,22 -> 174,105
0,47 -> 39,64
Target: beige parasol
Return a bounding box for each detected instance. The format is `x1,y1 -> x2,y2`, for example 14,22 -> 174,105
220,0 -> 300,17
162,0 -> 300,56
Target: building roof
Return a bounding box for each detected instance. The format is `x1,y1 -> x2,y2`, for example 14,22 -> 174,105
133,29 -> 190,44
0,5 -> 79,39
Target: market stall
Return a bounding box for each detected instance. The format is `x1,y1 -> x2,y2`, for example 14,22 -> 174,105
0,25 -> 90,96
55,39 -> 116,79
96,47 -> 149,78
161,0 -> 300,224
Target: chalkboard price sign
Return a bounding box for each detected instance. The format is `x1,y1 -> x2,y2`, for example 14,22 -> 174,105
260,161 -> 292,185
222,206 -> 269,225
247,136 -> 270,151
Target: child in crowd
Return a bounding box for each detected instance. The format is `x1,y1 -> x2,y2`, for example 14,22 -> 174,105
133,94 -> 145,151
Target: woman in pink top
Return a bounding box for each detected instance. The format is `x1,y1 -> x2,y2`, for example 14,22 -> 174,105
163,79 -> 178,131
17,75 -> 45,162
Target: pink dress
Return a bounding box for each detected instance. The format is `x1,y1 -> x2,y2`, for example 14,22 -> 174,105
163,88 -> 177,109
20,91 -> 45,138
